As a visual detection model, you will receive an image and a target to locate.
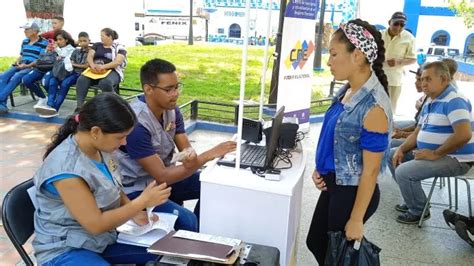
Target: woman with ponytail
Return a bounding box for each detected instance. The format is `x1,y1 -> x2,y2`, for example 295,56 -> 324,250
306,19 -> 393,264
33,93 -> 171,265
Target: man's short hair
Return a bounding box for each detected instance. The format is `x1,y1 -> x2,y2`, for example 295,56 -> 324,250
78,31 -> 89,39
441,58 -> 458,78
52,16 -> 64,22
422,61 -> 451,81
140,59 -> 176,88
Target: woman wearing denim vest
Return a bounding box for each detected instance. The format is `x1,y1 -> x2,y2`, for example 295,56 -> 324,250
306,19 -> 393,264
33,93 -> 171,265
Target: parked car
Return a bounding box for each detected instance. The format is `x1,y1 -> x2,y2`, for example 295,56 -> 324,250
426,45 -> 460,62
136,33 -> 167,45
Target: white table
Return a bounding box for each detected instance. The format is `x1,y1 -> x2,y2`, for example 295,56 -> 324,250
199,149 -> 306,266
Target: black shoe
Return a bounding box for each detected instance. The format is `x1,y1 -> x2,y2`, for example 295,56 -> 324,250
396,211 -> 431,224
454,220 -> 474,247
443,209 -> 474,229
395,204 -> 409,213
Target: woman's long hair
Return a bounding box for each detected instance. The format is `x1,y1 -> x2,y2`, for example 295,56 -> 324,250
55,30 -> 76,47
43,93 -> 136,160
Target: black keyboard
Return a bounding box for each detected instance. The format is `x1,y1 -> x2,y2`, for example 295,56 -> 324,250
241,145 -> 266,167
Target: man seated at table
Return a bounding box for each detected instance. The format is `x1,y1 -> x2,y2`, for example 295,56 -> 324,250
115,58 -> 236,231
389,61 -> 474,224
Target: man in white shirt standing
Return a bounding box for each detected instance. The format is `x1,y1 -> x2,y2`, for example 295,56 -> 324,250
381,12 -> 417,114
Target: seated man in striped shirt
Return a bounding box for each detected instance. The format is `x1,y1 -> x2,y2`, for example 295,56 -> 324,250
389,61 -> 474,224
0,22 -> 48,113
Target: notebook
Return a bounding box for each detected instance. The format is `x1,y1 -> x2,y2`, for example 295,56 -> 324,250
116,212 -> 178,247
148,230 -> 241,264
217,106 -> 285,170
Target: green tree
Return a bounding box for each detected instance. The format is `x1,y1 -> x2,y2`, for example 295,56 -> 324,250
448,0 -> 474,29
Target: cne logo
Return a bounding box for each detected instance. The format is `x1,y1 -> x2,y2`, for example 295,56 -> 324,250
285,40 -> 315,70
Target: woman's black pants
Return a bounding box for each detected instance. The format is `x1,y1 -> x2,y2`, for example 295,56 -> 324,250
306,172 -> 380,265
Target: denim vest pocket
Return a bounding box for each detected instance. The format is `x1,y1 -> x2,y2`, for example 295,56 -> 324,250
338,130 -> 362,179
339,131 -> 360,143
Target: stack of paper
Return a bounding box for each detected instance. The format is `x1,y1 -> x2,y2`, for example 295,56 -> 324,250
116,212 -> 178,247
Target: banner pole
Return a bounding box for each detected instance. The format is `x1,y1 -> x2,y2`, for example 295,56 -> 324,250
235,0 -> 252,170
259,0 -> 274,121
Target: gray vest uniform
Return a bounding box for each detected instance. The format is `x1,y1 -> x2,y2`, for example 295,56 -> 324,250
115,98 -> 176,192
33,136 -> 122,264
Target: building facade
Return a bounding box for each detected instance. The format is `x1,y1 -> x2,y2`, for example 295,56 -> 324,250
203,0 -> 281,44
360,0 -> 473,57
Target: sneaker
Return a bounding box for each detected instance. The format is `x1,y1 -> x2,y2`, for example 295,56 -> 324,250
454,220 -> 474,247
39,111 -> 59,118
33,97 -> 47,108
35,104 -> 57,116
395,204 -> 409,213
396,211 -> 431,224
443,209 -> 473,229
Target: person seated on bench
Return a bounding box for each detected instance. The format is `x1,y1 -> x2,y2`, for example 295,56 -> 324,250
74,28 -> 127,112
39,16 -> 69,99
391,68 -> 426,148
34,30 -> 76,118
32,93 -> 171,265
36,31 -> 90,118
389,61 -> 474,224
441,58 -> 458,88
115,59 -> 236,232
41,16 -> 65,41
0,22 -> 47,114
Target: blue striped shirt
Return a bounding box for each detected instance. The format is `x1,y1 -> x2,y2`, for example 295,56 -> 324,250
19,37 -> 48,63
417,85 -> 474,162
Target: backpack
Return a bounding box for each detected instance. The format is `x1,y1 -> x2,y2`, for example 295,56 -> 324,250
36,52 -> 57,72
52,59 -> 71,81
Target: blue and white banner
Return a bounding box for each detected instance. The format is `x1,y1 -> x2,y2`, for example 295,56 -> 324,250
277,0 -> 319,131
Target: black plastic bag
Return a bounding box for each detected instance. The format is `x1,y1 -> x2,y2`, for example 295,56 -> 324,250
325,231 -> 381,266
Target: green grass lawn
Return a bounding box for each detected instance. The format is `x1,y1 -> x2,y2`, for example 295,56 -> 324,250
0,43 -> 332,118
124,43 -> 279,105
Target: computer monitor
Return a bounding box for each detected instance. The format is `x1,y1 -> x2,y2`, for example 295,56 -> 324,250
216,105 -> 286,170
263,106 -> 285,169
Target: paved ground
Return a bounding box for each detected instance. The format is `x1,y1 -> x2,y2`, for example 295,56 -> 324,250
0,119 -> 58,266
1,123 -> 473,265
0,68 -> 473,265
